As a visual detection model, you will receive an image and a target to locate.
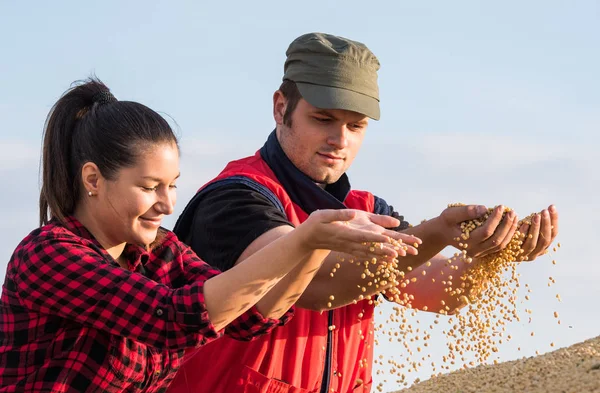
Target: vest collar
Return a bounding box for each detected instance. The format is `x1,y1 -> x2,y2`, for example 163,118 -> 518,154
259,130 -> 351,214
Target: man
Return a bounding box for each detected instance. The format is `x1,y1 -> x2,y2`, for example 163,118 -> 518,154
168,33 -> 559,393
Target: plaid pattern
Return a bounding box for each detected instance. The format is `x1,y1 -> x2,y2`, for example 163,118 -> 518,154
0,217 -> 291,393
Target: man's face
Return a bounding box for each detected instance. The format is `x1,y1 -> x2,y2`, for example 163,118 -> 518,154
274,94 -> 369,184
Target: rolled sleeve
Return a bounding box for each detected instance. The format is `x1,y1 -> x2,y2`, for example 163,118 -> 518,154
224,305 -> 295,341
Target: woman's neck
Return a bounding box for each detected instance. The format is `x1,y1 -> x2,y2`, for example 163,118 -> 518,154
73,206 -> 127,262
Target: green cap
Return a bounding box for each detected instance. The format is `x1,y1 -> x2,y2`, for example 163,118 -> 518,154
283,32 -> 381,120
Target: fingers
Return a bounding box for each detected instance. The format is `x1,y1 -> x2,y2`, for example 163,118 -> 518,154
375,230 -> 421,257
499,214 -> 519,249
344,229 -> 399,258
351,244 -> 398,260
516,206 -> 559,262
314,209 -> 357,223
529,209 -> 553,259
379,239 -> 420,257
312,209 -> 424,259
477,211 -> 518,258
397,243 -> 419,256
341,228 -> 422,260
382,229 -> 422,246
469,205 -> 505,243
549,204 -> 559,239
368,213 -> 401,229
444,205 -> 488,225
519,214 -> 541,260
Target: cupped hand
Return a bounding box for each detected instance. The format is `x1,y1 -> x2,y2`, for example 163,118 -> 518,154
517,205 -> 559,262
440,204 -> 519,258
301,209 -> 421,260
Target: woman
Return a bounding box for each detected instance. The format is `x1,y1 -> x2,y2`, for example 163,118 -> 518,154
0,78 -> 419,393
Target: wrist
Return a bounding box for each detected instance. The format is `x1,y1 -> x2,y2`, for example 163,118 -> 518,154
428,215 -> 454,246
294,216 -> 317,253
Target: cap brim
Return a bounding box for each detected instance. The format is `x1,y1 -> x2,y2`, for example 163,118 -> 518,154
296,82 -> 380,120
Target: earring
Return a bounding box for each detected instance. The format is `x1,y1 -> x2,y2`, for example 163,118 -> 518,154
88,191 -> 93,197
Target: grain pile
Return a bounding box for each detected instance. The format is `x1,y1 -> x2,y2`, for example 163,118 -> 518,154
392,335 -> 600,393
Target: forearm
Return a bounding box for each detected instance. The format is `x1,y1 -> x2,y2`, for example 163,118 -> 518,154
297,251 -> 395,310
222,209 -> 417,313
398,216 -> 450,269
254,248 -> 331,318
204,226 -> 313,331
397,253 -> 481,314
225,223 -> 386,315
296,217 -> 451,311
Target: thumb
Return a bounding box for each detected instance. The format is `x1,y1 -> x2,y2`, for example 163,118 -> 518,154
315,209 -> 357,223
369,213 -> 401,229
445,205 -> 488,224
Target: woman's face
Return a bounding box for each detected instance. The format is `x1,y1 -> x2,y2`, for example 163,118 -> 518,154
91,142 -> 180,247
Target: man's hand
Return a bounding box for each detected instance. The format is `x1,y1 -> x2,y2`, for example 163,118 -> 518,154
439,204 -> 519,258
517,204 -> 559,262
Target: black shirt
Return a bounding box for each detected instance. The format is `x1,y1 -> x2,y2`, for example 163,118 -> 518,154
188,183 -> 293,271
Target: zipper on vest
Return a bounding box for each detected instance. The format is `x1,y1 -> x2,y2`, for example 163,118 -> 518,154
319,310 -> 334,393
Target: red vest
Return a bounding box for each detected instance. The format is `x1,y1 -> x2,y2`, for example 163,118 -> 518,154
167,152 -> 376,393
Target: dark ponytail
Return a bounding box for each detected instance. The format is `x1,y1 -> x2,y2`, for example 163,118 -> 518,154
39,77 -> 178,226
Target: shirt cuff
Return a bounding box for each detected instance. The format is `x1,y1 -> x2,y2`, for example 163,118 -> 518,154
161,279 -> 223,348
224,305 -> 296,341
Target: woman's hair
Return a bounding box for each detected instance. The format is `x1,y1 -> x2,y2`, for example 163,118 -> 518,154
39,77 -> 178,226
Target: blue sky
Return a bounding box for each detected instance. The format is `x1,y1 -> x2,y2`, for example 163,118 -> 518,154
1,1 -> 598,390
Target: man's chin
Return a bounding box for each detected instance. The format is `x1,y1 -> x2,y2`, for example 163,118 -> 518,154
310,173 -> 343,185
324,169 -> 346,183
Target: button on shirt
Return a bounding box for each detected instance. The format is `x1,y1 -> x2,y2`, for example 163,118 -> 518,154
0,217 -> 292,393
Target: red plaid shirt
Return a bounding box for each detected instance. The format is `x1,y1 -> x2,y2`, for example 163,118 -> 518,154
0,217 -> 292,393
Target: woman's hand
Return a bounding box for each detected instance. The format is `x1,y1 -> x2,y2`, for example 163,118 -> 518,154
298,209 -> 421,260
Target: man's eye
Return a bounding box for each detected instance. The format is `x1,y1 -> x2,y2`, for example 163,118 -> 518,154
314,117 -> 331,123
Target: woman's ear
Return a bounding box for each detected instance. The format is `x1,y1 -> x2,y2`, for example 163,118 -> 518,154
81,162 -> 101,197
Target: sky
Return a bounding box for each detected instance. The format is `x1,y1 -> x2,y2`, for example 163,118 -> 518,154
0,1 -> 598,391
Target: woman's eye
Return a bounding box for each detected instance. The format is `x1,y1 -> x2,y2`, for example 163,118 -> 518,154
169,184 -> 178,189
142,186 -> 158,192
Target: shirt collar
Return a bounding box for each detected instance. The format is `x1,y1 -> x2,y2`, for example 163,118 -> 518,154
61,216 -> 149,271
259,130 -> 351,214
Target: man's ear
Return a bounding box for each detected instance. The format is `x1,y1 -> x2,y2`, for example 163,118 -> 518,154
273,90 -> 287,126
